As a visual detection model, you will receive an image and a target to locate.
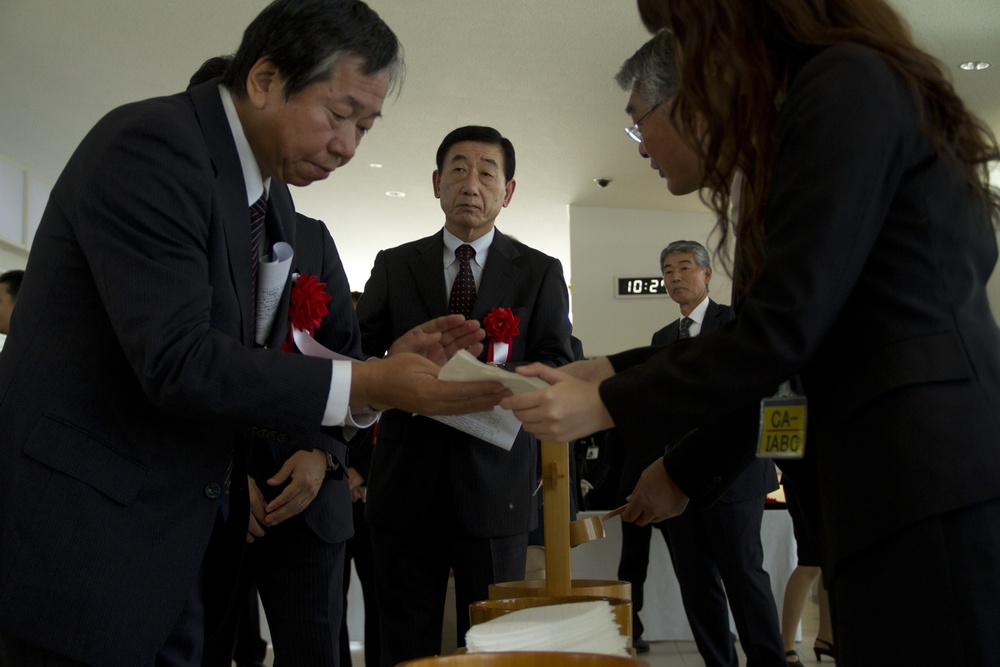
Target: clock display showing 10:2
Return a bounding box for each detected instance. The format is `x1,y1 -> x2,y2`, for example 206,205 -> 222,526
615,276 -> 667,297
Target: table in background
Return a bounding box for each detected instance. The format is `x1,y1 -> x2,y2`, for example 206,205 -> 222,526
569,508 -> 798,641
265,510 -> 797,645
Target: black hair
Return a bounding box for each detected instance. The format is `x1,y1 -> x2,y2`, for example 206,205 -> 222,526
188,56 -> 232,89
0,270 -> 24,300
222,0 -> 403,100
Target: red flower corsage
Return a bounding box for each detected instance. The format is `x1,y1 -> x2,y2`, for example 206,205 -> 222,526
281,273 -> 330,352
483,307 -> 520,344
483,307 -> 520,364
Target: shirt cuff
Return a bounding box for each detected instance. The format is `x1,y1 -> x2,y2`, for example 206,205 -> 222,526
322,360 -> 380,428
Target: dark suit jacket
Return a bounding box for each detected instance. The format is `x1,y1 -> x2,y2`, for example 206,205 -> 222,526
247,213 -> 363,545
0,79 -> 334,666
599,44 -> 1000,573
357,228 -> 573,537
618,299 -> 777,503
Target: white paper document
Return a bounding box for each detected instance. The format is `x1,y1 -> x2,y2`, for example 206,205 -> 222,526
434,350 -> 548,450
438,349 -> 548,393
255,241 -> 294,345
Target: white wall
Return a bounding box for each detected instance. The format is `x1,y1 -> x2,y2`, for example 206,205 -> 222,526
569,205 -> 728,357
568,206 -> 1000,359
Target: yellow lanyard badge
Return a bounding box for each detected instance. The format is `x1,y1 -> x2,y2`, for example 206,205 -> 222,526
757,380 -> 807,459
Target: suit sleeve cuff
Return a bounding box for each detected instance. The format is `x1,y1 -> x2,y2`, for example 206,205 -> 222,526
322,360 -> 379,428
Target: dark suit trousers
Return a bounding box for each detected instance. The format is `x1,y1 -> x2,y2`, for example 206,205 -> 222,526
232,583 -> 267,664
204,515 -> 346,667
253,517 -> 345,667
370,514 -> 528,667
616,520 -> 656,639
832,496 -> 1000,665
339,499 -> 380,667
664,497 -> 784,667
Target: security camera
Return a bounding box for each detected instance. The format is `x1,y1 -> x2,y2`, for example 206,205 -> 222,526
594,178 -> 612,188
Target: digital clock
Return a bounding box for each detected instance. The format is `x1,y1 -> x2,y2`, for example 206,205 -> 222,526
615,276 -> 667,297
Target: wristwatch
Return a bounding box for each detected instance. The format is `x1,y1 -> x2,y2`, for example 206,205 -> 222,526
323,449 -> 338,472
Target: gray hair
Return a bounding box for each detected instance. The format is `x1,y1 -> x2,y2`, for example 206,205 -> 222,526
660,240 -> 711,271
615,31 -> 679,108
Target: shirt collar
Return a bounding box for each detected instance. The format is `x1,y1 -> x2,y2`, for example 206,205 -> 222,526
219,85 -> 271,205
443,227 -> 495,266
685,295 -> 711,325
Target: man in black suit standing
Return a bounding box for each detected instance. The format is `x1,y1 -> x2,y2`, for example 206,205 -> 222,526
0,3 -> 509,666
615,239 -> 783,666
356,125 -> 574,665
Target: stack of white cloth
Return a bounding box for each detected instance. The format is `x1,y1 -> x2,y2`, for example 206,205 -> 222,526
465,600 -> 629,656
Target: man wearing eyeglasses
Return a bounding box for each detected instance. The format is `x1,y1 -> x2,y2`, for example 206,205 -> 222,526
612,36 -> 785,667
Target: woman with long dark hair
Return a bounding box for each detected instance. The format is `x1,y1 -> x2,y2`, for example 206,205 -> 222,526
504,1 -> 1000,662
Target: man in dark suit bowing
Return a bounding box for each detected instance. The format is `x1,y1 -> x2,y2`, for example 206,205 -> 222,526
0,4 -> 510,666
615,239 -> 783,666
183,57 -> 370,667
356,125 -> 574,665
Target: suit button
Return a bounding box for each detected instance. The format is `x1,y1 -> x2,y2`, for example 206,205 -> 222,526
204,483 -> 221,498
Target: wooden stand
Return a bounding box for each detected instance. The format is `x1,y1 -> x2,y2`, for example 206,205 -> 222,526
540,440 -> 572,596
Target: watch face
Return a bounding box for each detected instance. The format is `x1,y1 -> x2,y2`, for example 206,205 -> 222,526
616,276 -> 667,296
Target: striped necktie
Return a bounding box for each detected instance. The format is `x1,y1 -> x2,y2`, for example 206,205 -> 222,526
249,191 -> 267,327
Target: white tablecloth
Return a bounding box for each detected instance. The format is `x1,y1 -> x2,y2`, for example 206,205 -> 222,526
569,508 -> 798,641
269,509 -> 797,646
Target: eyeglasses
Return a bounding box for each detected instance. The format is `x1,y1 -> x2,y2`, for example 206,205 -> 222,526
624,100 -> 665,143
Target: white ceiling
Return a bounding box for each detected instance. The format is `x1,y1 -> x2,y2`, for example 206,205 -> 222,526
1,0 -> 998,290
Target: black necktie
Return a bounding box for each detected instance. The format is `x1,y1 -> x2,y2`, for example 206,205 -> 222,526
448,244 -> 477,319
249,191 -> 267,327
678,317 -> 693,339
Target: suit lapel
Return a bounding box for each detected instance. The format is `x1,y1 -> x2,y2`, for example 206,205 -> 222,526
701,299 -> 723,334
474,229 -> 518,317
409,232 -> 448,316
665,320 -> 681,343
190,80 -> 255,345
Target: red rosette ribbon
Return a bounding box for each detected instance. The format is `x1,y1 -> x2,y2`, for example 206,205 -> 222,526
483,307 -> 520,363
281,274 -> 331,352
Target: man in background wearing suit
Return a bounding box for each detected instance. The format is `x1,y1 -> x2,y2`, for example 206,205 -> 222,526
0,3 -> 509,666
356,125 -> 574,665
613,40 -> 783,667
615,239 -> 783,666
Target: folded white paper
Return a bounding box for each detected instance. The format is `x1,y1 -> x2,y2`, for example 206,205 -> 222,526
438,349 -> 548,394
433,350 -> 549,450
255,241 -> 293,345
465,600 -> 629,657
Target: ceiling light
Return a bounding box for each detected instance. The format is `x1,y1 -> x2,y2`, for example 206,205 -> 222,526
385,191 -> 406,198
959,61 -> 991,71
369,163 -> 383,168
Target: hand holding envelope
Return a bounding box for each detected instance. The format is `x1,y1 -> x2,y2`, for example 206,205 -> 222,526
432,350 -> 549,450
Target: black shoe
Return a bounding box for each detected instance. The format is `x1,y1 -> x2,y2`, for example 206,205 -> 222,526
633,636 -> 650,654
813,638 -> 836,661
